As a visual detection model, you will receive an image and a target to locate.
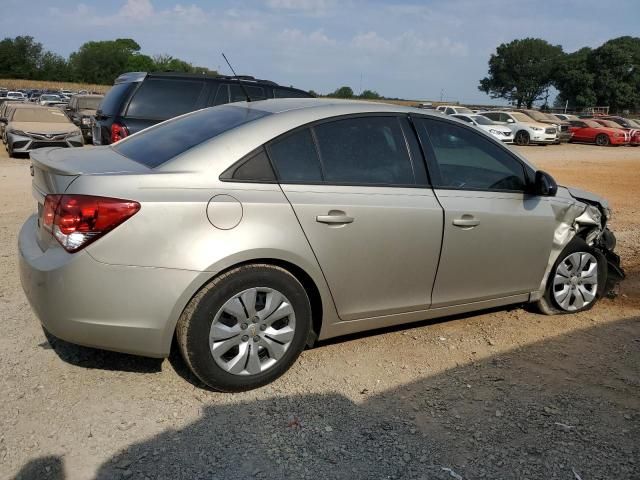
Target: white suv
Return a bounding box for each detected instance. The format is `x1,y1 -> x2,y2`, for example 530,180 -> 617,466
480,111 -> 556,146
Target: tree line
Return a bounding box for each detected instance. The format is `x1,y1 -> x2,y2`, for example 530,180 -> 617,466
479,36 -> 640,113
0,36 -> 217,85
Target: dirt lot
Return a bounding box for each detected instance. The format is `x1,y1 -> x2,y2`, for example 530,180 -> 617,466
1,143 -> 638,480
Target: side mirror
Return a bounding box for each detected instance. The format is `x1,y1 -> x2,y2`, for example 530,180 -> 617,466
506,118 -> 515,123
534,170 -> 557,196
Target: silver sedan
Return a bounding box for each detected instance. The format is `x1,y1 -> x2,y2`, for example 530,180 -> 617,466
19,99 -> 624,391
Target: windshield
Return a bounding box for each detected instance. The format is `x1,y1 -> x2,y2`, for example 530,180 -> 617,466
599,120 -> 621,128
78,97 -> 102,110
472,115 -> 493,125
584,120 -> 602,128
626,118 -> 640,128
523,110 -> 546,121
12,108 -> 70,123
511,112 -> 534,123
41,95 -> 61,101
113,105 -> 272,168
456,107 -> 474,114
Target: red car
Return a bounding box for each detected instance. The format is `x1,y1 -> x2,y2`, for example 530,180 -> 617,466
568,119 -> 630,146
594,118 -> 640,146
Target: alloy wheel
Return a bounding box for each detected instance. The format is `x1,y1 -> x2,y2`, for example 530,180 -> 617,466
552,252 -> 598,311
515,131 -> 530,146
209,287 -> 296,375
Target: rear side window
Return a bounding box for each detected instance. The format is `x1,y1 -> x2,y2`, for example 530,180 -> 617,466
126,78 -> 205,120
273,88 -> 312,99
113,105 -> 271,168
98,82 -> 135,116
314,117 -> 415,185
229,85 -> 266,103
268,129 -> 323,183
221,149 -> 276,182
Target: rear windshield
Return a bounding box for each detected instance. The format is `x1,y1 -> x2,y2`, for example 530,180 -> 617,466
113,105 -> 271,168
98,82 -> 135,116
12,108 -> 69,123
78,97 -> 102,110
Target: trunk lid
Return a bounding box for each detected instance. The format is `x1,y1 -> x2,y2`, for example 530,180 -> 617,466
30,146 -> 149,250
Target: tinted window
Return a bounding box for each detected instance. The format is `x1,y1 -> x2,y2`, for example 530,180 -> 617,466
482,112 -> 499,121
454,115 -> 473,123
127,78 -> 205,119
98,82 -> 135,116
114,105 -> 271,168
229,85 -> 266,103
224,149 -> 276,182
445,108 -> 455,115
213,85 -> 229,105
314,117 -> 414,185
268,129 -> 322,183
273,88 -> 312,99
416,118 -> 527,192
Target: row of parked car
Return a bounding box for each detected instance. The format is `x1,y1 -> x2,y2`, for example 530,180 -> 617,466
432,104 -> 640,147
0,91 -> 105,156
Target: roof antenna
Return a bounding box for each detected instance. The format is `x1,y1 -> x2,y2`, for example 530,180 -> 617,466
222,52 -> 251,103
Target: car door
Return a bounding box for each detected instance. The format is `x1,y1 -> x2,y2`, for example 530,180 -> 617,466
569,121 -> 588,141
413,116 -> 557,307
270,116 -> 444,321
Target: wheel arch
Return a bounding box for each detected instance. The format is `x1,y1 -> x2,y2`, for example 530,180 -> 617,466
164,257 -> 328,355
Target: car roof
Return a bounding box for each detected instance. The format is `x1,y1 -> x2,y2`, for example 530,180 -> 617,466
74,94 -> 104,99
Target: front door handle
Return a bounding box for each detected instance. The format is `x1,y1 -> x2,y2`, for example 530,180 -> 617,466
452,215 -> 480,228
316,210 -> 354,225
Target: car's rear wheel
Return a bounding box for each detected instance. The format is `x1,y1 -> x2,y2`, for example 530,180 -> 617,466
595,134 -> 610,146
537,238 -> 602,315
7,143 -> 14,158
177,264 -> 311,392
515,130 -> 530,146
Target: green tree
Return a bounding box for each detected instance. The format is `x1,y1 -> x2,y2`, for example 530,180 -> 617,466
359,89 -> 381,99
479,38 -> 563,108
0,36 -> 43,79
69,38 -> 142,84
553,47 -> 597,109
37,52 -> 69,81
588,36 -> 640,112
308,90 -> 319,97
330,86 -> 354,98
126,53 -> 156,72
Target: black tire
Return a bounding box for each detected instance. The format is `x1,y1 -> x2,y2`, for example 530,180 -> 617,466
515,130 -> 530,146
7,143 -> 14,158
595,134 -> 610,146
536,237 -> 604,315
177,264 -> 311,392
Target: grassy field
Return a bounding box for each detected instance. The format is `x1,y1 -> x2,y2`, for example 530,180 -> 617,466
0,78 -> 110,93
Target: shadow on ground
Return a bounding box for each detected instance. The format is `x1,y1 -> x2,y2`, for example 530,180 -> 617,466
16,316 -> 640,480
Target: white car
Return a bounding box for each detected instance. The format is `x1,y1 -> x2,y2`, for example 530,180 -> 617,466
480,111 -> 557,146
6,91 -> 26,102
452,114 -> 514,143
438,105 -> 475,115
39,94 -> 66,106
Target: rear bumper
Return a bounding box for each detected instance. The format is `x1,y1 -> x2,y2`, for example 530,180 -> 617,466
18,215 -> 202,358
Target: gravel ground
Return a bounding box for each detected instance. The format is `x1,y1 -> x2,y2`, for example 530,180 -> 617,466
1,143 -> 639,480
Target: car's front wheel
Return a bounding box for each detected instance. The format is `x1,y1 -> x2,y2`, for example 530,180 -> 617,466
515,130 -> 530,146
537,238 -> 602,315
177,264 -> 312,392
595,134 -> 610,146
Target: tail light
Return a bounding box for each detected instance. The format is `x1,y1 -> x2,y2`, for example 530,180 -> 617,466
110,122 -> 129,143
43,194 -> 140,252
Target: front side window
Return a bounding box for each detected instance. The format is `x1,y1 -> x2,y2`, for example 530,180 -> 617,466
482,112 -> 499,121
314,116 -> 415,185
126,78 -> 205,119
229,85 -> 266,103
415,118 -> 528,192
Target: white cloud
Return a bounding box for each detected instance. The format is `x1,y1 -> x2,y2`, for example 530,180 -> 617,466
120,0 -> 154,18
265,0 -> 336,11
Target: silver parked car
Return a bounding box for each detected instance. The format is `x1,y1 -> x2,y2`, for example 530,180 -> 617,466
19,99 -> 624,391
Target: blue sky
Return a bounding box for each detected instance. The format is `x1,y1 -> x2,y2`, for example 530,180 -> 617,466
3,0 -> 639,103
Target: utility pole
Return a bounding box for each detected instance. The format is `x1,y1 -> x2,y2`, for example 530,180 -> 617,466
359,73 -> 363,95
440,89 -> 444,102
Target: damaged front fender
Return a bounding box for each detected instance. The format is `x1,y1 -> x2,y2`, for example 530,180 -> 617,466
533,188 -> 624,301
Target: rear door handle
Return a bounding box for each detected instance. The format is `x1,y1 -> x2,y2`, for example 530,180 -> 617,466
316,210 -> 354,225
452,215 -> 480,228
